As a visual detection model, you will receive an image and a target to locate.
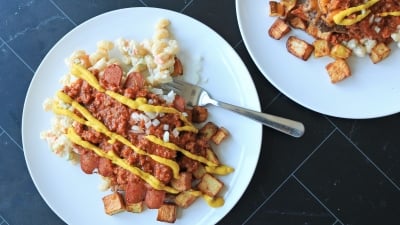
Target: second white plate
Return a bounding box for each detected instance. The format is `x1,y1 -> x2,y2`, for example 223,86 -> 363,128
236,0 -> 400,119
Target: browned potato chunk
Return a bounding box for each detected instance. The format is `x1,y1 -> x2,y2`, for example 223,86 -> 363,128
330,44 -> 352,60
199,122 -> 218,141
145,189 -> 166,209
288,16 -> 307,30
171,172 -> 192,192
305,24 -> 332,40
281,0 -> 297,12
193,163 -> 207,179
157,204 -> 177,223
268,18 -> 291,40
197,173 -> 224,197
102,192 -> 125,215
175,191 -> 198,208
269,1 -> 285,17
326,59 -> 351,83
286,36 -> 314,61
313,39 -> 330,58
206,148 -> 220,165
126,201 -> 144,213
192,106 -> 208,123
370,42 -> 391,64
211,127 -> 229,144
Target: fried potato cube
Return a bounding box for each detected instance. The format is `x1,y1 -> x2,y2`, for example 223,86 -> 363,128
171,172 -> 193,192
269,1 -> 285,17
193,163 -> 207,179
370,42 -> 391,64
281,0 -> 297,12
102,192 -> 125,215
197,173 -> 224,197
330,44 -> 352,60
211,127 -> 230,144
268,18 -> 291,40
286,36 -> 314,61
192,106 -> 208,123
325,59 -> 351,83
313,39 -> 330,58
206,148 -> 220,165
157,204 -> 177,223
126,201 -> 144,213
199,122 -> 218,141
288,16 -> 307,30
175,191 -> 198,208
306,24 -> 332,40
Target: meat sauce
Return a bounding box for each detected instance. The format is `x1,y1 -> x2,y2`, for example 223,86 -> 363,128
62,64 -> 210,207
329,0 -> 400,44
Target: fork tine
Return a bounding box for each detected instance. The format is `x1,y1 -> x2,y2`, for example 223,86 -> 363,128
160,82 -> 182,95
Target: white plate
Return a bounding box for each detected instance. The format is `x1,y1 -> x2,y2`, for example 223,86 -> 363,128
236,0 -> 400,119
22,7 -> 262,225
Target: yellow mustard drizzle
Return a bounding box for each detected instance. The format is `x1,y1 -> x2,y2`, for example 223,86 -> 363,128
378,11 -> 400,17
66,127 -> 179,194
55,91 -> 180,179
205,165 -> 234,176
70,63 -> 105,92
145,135 -> 218,167
333,0 -> 380,26
186,190 -> 225,208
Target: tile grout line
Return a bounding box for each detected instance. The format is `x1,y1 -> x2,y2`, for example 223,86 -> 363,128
180,0 -> 195,13
242,127 -> 337,224
137,0 -> 148,7
233,39 -> 243,49
0,125 -> 23,151
292,175 -> 345,225
0,37 -> 34,73
326,117 -> 400,191
49,0 -> 77,26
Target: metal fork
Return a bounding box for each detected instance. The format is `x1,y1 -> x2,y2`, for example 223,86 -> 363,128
161,79 -> 305,138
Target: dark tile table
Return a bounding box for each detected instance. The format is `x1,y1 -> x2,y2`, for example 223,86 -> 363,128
1,1 -> 399,225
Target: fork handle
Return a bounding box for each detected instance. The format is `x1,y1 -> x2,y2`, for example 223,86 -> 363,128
214,101 -> 305,138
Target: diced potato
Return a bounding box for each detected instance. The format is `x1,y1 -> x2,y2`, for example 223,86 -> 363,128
313,39 -> 330,58
288,16 -> 307,30
268,18 -> 291,40
157,204 -> 177,223
269,1 -> 285,17
306,24 -> 332,40
126,201 -> 144,213
199,122 -> 218,141
211,127 -> 229,144
325,59 -> 352,83
102,192 -> 125,215
175,191 -> 198,208
197,173 -> 224,197
191,106 -> 208,123
281,0 -> 297,12
193,163 -> 207,179
330,44 -> 352,59
171,172 -> 192,192
286,36 -> 314,61
370,42 -> 391,64
206,148 -> 220,165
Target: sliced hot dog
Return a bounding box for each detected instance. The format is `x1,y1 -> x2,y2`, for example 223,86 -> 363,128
124,72 -> 145,89
101,64 -> 123,89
